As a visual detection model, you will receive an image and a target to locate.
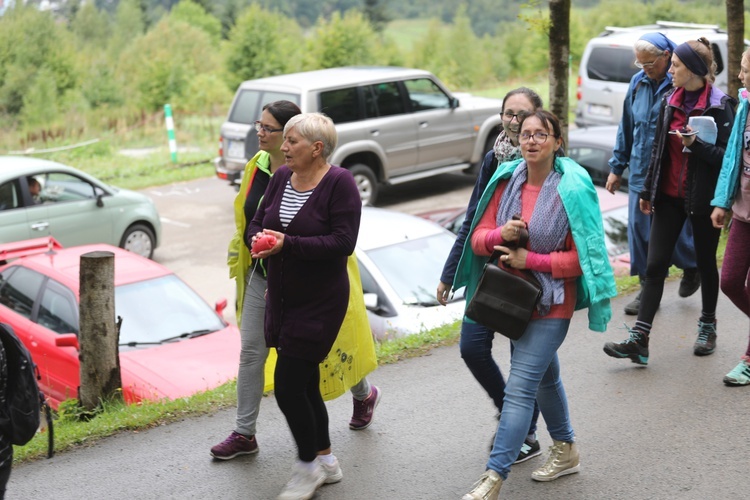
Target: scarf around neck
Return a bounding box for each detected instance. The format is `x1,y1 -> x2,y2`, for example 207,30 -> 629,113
495,161 -> 569,315
493,130 -> 522,163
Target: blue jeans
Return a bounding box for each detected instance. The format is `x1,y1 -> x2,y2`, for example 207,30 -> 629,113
460,320 -> 539,435
487,318 -> 573,479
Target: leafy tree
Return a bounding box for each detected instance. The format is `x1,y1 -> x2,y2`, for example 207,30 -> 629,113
0,5 -> 79,115
410,19 -> 448,74
224,4 -> 303,88
110,0 -> 146,57
70,1 -> 111,48
117,18 -> 219,111
363,0 -> 392,32
21,68 -> 59,129
170,0 -> 222,44
180,73 -> 234,115
81,59 -> 124,108
308,10 -> 378,69
438,7 -> 495,89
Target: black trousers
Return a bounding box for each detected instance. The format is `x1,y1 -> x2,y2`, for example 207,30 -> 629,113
274,353 -> 330,462
638,194 -> 721,325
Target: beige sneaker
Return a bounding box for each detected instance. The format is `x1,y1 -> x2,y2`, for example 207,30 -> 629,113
531,440 -> 580,482
462,469 -> 503,500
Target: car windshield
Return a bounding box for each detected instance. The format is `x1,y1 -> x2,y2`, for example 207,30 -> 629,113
602,205 -> 629,257
365,232 -> 457,306
115,275 -> 225,345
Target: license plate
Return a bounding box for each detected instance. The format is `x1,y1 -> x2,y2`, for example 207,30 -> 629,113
587,104 -> 612,117
227,140 -> 245,159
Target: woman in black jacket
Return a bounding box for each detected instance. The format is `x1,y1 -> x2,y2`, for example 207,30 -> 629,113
604,37 -> 736,365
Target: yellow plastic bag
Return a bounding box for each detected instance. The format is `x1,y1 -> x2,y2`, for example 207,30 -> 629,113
262,255 -> 377,400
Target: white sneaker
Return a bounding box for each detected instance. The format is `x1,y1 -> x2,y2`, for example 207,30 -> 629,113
277,461 -> 326,500
317,455 -> 343,484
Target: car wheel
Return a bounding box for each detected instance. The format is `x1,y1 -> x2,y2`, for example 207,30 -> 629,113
349,164 -> 378,206
120,223 -> 155,259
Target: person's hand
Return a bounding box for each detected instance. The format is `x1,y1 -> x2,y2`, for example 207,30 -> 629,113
710,207 -> 727,229
494,245 -> 528,270
502,217 -> 526,245
675,127 -> 697,147
251,229 -> 284,259
605,173 -> 622,194
639,199 -> 652,215
437,281 -> 451,306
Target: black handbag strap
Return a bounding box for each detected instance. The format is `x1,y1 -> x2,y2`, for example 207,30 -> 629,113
487,249 -> 541,289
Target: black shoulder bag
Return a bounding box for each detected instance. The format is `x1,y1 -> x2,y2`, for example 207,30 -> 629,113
465,238 -> 542,340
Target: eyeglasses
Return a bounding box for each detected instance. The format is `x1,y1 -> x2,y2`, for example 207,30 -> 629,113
254,121 -> 283,134
519,132 -> 554,144
502,111 -> 530,121
634,55 -> 663,69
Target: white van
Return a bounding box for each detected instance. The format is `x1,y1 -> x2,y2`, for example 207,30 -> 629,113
575,21 -> 747,127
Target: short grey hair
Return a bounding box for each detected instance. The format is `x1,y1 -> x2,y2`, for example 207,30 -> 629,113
633,39 -> 668,57
284,113 -> 338,159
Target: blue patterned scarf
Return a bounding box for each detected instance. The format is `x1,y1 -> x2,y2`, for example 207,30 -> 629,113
495,162 -> 570,315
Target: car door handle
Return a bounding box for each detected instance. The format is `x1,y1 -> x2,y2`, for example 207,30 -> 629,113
31,222 -> 49,231
370,129 -> 380,136
419,121 -> 429,128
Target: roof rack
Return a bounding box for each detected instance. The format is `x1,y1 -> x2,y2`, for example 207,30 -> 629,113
600,20 -> 723,37
0,237 -> 63,262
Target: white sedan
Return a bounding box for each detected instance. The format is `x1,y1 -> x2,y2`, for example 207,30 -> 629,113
356,207 -> 465,341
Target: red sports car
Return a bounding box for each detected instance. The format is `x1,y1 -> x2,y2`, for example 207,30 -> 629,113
0,238 -> 239,409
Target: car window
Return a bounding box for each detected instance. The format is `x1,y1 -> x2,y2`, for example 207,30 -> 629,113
37,279 -> 78,335
403,78 -> 451,111
365,232 -> 456,305
369,82 -> 406,117
229,89 -> 301,125
568,146 -> 610,187
320,87 -> 360,124
0,179 -> 21,211
0,266 -> 44,319
586,46 -> 638,83
37,172 -> 97,203
115,274 -> 225,345
602,205 -> 629,257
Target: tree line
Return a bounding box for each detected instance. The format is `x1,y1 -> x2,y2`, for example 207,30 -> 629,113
0,0 -> 738,144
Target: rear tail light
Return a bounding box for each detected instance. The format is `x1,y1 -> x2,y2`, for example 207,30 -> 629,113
218,137 -> 224,158
576,76 -> 582,101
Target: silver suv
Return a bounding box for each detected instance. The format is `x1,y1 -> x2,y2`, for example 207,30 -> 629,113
214,66 -> 503,205
575,21 -> 747,127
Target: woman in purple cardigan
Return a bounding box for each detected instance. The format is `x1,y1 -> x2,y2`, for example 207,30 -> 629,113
249,113 -> 362,500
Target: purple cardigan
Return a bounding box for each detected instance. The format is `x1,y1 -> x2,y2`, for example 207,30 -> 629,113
248,165 -> 362,362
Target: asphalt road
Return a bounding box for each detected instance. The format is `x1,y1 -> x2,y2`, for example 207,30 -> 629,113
8,174 -> 750,499
8,279 -> 750,499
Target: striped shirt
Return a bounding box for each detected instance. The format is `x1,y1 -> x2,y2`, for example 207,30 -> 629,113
279,180 -> 314,228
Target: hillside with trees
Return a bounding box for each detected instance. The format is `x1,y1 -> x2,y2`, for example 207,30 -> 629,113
0,0 -> 742,152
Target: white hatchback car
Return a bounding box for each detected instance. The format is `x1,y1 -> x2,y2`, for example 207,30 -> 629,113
356,207 -> 465,341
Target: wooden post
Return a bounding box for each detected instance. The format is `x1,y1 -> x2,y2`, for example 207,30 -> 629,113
78,251 -> 122,411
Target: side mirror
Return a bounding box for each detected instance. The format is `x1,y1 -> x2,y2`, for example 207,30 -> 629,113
96,194 -> 104,208
450,97 -> 460,109
55,334 -> 79,350
363,293 -> 378,311
215,298 -> 228,316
